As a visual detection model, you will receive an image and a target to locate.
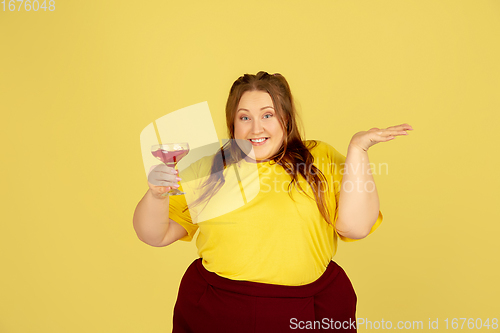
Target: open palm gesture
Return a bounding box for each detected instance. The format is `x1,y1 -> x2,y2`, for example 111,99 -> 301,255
349,123 -> 414,152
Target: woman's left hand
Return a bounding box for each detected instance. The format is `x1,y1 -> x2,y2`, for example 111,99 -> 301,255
349,123 -> 413,152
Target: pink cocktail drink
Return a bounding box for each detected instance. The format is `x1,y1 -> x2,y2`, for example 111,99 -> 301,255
152,149 -> 189,165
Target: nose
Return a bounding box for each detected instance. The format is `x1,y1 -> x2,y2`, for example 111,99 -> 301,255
251,118 -> 264,135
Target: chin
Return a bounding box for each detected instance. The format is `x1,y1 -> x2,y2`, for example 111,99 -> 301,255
255,153 -> 272,161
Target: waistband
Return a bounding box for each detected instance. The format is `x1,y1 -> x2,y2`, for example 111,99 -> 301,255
194,258 -> 342,298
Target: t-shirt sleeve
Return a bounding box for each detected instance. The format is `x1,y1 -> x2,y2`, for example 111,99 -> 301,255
169,187 -> 199,242
338,211 -> 383,242
319,141 -> 383,242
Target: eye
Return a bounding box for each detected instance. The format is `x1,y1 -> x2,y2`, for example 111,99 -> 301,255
240,116 -> 249,121
263,113 -> 273,119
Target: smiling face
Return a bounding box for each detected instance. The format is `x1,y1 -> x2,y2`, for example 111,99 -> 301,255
233,90 -> 285,162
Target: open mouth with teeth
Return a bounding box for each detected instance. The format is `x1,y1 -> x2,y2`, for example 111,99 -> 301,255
249,137 -> 269,144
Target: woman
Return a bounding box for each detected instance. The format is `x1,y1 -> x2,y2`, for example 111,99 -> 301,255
133,71 -> 413,332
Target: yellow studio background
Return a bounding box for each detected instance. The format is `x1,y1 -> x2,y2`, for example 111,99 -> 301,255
1,0 -> 499,332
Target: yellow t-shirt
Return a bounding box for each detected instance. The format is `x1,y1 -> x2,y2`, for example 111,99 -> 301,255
169,140 -> 383,286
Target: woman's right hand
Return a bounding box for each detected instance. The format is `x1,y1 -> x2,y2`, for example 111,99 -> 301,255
147,164 -> 181,199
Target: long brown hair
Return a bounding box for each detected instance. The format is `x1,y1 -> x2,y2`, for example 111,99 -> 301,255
183,71 -> 338,227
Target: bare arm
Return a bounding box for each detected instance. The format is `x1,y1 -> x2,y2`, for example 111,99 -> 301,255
335,144 -> 380,239
336,123 -> 412,239
133,189 -> 187,247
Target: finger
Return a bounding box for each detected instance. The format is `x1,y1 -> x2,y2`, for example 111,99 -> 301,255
158,167 -> 178,175
150,179 -> 181,187
386,123 -> 413,131
389,129 -> 409,136
377,129 -> 410,137
396,123 -> 413,131
149,164 -> 178,175
148,172 -> 181,186
404,123 -> 414,130
374,130 -> 395,137
155,186 -> 171,198
161,167 -> 178,175
371,134 -> 395,142
148,164 -> 163,177
148,176 -> 181,187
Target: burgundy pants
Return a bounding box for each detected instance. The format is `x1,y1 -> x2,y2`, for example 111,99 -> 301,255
173,258 -> 357,332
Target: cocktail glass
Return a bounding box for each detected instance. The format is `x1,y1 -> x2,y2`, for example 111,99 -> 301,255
151,143 -> 190,196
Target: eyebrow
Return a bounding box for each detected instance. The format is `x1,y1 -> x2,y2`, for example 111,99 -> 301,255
237,106 -> 274,113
